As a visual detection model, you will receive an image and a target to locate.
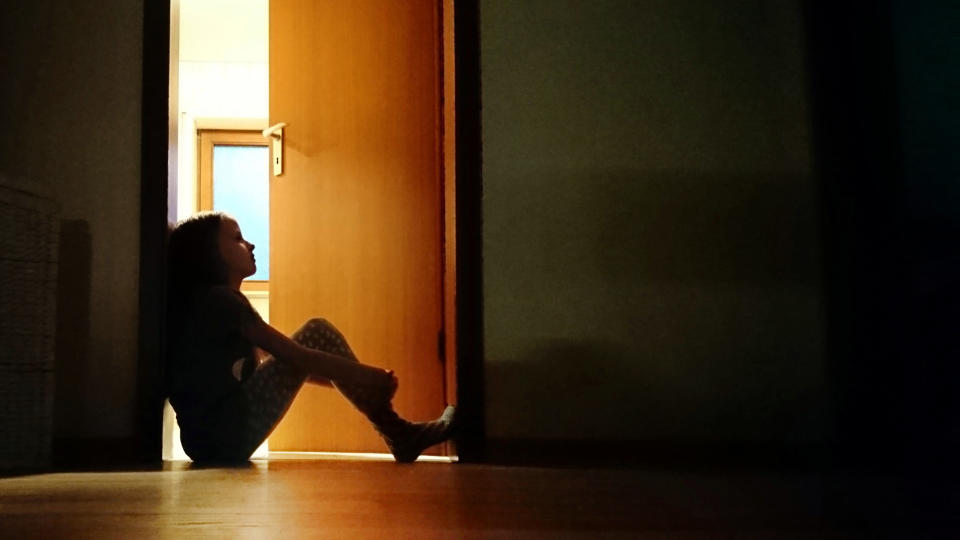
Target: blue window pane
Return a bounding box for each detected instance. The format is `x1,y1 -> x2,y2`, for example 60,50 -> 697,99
213,144 -> 269,281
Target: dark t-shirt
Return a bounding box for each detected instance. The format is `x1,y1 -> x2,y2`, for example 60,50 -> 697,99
168,285 -> 262,459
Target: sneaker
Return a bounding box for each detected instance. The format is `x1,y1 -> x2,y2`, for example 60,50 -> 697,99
386,405 -> 456,463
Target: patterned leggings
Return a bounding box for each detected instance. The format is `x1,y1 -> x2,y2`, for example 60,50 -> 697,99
233,317 -> 383,459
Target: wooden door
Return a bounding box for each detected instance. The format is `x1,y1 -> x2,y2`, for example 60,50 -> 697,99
267,0 -> 446,452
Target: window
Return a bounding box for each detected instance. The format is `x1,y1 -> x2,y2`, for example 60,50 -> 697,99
197,130 -> 270,286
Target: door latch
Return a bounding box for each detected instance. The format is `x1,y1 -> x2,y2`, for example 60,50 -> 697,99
262,122 -> 287,176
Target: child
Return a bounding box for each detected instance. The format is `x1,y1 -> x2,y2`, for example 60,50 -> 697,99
165,211 -> 455,462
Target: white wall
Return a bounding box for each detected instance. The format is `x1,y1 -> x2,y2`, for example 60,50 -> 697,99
175,0 -> 269,221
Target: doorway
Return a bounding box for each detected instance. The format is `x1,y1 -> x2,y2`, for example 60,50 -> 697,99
160,0 -> 460,459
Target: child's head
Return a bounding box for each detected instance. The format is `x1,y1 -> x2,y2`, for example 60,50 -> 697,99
167,211 -> 229,292
167,211 -> 257,293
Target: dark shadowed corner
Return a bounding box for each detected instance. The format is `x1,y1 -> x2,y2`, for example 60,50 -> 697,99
52,220 -> 93,465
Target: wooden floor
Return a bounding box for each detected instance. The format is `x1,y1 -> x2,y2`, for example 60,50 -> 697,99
0,459 -> 954,538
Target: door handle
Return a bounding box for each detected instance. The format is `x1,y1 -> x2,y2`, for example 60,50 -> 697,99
262,122 -> 287,176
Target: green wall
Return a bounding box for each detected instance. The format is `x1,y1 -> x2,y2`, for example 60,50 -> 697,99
480,0 -> 826,442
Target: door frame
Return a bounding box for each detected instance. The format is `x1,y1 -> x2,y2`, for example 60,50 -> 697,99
138,0 -> 485,462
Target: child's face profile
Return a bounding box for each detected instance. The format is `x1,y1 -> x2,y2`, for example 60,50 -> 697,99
218,216 -> 257,283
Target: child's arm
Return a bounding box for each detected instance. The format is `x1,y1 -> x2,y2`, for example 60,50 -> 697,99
242,318 -> 395,390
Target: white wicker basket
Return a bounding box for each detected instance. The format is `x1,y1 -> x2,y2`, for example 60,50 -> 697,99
0,176 -> 58,470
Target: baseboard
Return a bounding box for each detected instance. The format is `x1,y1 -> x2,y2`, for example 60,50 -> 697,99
484,438 -> 830,470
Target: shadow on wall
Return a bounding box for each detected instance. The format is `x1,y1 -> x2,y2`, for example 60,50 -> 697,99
484,170 -> 826,445
486,335 -> 826,444
485,338 -> 636,438
54,220 -> 91,442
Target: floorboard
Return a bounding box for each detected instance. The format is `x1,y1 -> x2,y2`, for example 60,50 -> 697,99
0,460 -> 954,538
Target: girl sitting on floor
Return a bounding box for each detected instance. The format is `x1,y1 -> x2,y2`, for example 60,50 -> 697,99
165,211 -> 455,463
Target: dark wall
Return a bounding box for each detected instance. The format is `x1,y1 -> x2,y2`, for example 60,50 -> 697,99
891,1 -> 960,506
480,0 -> 826,446
803,0 -> 905,469
0,1 -> 144,443
805,1 -> 960,480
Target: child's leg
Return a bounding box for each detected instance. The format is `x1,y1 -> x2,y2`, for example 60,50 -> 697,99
289,318 -> 456,462
291,318 -> 394,411
233,318 -> 360,457
290,318 -> 356,386
235,354 -> 307,458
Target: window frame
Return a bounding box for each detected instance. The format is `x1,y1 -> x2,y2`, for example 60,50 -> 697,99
197,128 -> 271,291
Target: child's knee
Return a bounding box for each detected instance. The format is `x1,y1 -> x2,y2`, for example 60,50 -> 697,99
300,317 -> 331,332
293,317 -> 342,345
292,318 -> 325,344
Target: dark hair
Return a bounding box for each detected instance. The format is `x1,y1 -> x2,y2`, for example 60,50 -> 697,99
164,211 -> 230,394
165,211 -> 229,345
167,211 -> 229,295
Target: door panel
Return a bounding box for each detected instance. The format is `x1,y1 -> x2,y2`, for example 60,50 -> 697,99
268,0 -> 444,452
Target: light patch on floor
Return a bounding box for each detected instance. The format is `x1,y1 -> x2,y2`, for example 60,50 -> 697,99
265,451 -> 456,463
